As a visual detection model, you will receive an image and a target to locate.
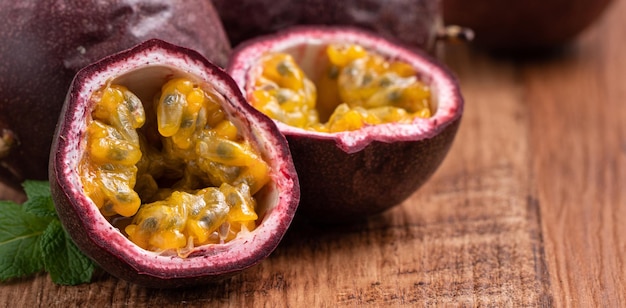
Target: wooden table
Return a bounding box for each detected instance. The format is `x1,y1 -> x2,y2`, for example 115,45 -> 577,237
2,2 -> 625,306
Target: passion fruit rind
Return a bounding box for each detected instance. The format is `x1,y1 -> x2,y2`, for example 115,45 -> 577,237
228,26 -> 463,222
50,39 -> 299,288
288,119 -> 460,222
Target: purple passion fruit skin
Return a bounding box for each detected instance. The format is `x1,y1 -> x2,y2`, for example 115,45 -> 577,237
213,0 -> 442,52
49,39 -> 299,288
444,0 -> 614,51
0,0 -> 231,190
228,27 -> 463,223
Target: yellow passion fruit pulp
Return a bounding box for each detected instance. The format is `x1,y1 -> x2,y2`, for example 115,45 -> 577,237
80,78 -> 269,256
250,44 -> 433,132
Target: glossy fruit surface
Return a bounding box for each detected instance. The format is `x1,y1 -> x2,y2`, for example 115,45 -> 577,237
228,27 -> 463,222
0,0 -> 230,189
50,39 -> 299,287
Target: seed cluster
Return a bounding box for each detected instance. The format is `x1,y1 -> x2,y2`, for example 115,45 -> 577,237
80,78 -> 269,256
250,44 -> 432,132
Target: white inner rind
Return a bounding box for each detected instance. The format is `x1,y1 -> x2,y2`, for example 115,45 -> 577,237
229,27 -> 463,153
59,42 -> 296,276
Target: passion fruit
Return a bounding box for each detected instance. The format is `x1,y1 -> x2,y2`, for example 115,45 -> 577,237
228,27 -> 463,223
444,0 -> 614,51
49,39 -> 299,288
213,0 -> 470,53
0,0 -> 231,190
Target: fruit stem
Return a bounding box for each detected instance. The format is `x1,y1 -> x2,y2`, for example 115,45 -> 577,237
437,25 -> 475,44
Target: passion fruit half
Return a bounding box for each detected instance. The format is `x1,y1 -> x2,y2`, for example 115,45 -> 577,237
49,39 -> 299,288
0,0 -> 230,189
228,27 -> 463,223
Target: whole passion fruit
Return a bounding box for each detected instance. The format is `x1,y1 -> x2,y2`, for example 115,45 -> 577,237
228,27 -> 463,223
0,0 -> 230,190
212,0 -> 471,53
49,39 -> 299,288
444,0 -> 614,51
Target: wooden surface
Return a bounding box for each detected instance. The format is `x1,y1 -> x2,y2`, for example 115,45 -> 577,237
2,2 -> 626,306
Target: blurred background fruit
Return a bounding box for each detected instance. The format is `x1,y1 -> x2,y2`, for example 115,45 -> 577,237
443,0 -> 614,52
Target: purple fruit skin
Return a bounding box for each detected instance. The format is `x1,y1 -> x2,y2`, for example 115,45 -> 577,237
0,0 -> 231,189
444,0 -> 614,51
288,120 -> 460,223
228,27 -> 464,223
50,39 -> 299,288
213,0 -> 441,51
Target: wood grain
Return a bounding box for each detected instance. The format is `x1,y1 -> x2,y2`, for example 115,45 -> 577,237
1,1 -> 625,306
525,2 -> 626,305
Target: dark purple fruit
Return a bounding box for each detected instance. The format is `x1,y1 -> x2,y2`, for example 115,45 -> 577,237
444,0 -> 614,51
0,0 -> 231,190
228,27 -> 464,223
50,39 -> 299,288
213,0 -> 444,52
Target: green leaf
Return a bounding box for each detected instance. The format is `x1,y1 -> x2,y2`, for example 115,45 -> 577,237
0,200 -> 54,281
1,181 -> 97,285
22,180 -> 57,218
40,220 -> 96,285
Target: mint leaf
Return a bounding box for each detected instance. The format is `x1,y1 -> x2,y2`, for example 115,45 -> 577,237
40,220 -> 96,285
22,181 -> 57,218
0,200 -> 53,281
1,181 -> 97,285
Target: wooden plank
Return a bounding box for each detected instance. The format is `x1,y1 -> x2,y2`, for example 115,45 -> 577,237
525,1 -> 626,306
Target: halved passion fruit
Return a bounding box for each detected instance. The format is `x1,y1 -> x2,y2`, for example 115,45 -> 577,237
49,39 -> 299,288
228,27 -> 463,223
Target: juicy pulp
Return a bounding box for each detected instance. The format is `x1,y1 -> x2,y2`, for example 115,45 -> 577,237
249,44 -> 432,132
80,78 -> 269,256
